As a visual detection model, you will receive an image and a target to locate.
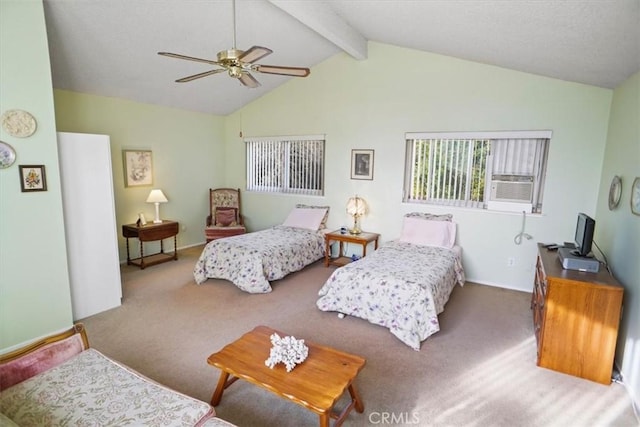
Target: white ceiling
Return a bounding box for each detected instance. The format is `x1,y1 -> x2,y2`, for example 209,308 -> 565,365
43,0 -> 640,116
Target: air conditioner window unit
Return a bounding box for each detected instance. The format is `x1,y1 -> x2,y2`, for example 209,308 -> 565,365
488,175 -> 533,213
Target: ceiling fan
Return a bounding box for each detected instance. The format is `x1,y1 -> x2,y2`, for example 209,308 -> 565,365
158,0 -> 310,88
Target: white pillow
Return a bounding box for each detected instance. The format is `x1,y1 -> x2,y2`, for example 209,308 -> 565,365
399,217 -> 457,248
282,208 -> 328,231
295,204 -> 330,229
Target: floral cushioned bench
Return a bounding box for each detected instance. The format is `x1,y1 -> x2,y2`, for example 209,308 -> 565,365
0,324 -> 236,427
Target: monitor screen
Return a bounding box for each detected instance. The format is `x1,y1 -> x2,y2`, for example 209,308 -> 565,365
574,213 -> 595,257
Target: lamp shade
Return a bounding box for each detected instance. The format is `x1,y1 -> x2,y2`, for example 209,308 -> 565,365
346,196 -> 368,216
146,189 -> 168,204
346,196 -> 368,234
146,189 -> 168,224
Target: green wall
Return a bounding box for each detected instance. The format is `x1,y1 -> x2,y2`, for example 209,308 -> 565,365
227,42 -> 613,292
595,71 -> 640,408
0,0 -> 73,349
54,90 -> 226,260
2,4 -> 637,408
51,42 -> 616,293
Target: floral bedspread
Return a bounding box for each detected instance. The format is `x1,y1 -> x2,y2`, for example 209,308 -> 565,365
193,225 -> 325,293
316,241 -> 466,350
0,349 -> 235,427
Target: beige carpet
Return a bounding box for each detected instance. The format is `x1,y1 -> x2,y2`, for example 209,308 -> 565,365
79,245 -> 639,427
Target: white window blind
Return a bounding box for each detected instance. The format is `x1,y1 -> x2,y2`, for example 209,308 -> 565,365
405,138 -> 489,208
246,135 -> 325,196
404,131 -> 551,212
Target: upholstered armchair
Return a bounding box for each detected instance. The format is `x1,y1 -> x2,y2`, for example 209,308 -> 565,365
204,188 -> 247,242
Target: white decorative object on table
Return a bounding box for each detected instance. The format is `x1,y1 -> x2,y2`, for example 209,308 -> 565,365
265,333 -> 308,372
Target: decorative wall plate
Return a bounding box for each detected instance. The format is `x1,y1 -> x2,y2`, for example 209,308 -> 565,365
632,177 -> 640,216
608,175 -> 622,210
1,109 -> 37,138
0,141 -> 17,168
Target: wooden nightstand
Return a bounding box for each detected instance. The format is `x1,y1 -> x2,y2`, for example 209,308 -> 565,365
122,220 -> 179,269
325,230 -> 380,267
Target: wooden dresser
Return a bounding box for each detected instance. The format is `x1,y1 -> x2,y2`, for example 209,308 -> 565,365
531,243 -> 623,384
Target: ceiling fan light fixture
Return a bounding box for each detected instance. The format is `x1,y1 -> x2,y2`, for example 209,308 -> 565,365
228,66 -> 242,79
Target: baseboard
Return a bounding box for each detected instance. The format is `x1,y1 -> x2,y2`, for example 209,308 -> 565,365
179,241 -> 207,250
614,362 -> 640,422
465,278 -> 531,294
632,388 -> 640,422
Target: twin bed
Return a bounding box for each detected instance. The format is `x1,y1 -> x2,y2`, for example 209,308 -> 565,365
317,245 -> 464,350
194,225 -> 326,293
317,212 -> 465,350
194,205 -> 329,293
194,208 -> 465,350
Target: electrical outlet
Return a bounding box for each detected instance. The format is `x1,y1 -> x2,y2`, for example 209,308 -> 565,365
507,257 -> 515,267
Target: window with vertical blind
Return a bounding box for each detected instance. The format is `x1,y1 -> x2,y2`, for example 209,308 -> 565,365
403,131 -> 551,213
245,135 -> 325,196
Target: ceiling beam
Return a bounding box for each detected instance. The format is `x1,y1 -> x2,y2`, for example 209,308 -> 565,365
268,0 -> 367,60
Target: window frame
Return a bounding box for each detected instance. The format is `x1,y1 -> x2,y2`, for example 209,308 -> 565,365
245,134 -> 325,196
403,130 -> 551,213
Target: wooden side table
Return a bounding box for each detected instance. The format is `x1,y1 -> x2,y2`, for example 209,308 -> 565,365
122,220 -> 179,269
324,230 -> 380,267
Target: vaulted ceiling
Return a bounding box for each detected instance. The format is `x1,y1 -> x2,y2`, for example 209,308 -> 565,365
43,0 -> 640,116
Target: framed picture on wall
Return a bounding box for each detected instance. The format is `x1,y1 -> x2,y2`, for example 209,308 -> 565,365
123,150 -> 153,187
351,149 -> 374,180
19,165 -> 47,192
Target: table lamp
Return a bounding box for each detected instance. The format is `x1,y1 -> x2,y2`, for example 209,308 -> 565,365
146,189 -> 168,223
346,195 -> 368,234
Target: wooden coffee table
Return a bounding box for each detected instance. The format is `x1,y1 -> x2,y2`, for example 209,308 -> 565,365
207,325 -> 366,427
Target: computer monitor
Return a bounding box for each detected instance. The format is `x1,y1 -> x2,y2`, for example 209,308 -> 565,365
573,213 -> 595,257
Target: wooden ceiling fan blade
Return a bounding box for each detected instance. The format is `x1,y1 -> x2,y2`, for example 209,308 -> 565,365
158,52 -> 220,66
238,46 -> 273,64
239,72 -> 261,88
175,68 -> 226,83
254,64 -> 310,77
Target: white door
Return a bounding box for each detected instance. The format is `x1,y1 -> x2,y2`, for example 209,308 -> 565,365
58,132 -> 122,319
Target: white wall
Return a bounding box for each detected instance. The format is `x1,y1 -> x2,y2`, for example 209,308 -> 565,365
225,42 -> 613,292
